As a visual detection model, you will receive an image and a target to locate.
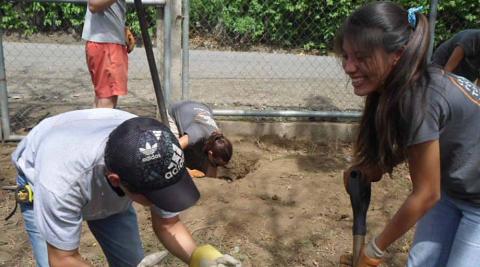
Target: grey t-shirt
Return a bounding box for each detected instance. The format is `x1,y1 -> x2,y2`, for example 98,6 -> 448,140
169,101 -> 219,172
81,0 -> 126,45
432,29 -> 480,82
407,67 -> 480,204
11,109 -> 176,251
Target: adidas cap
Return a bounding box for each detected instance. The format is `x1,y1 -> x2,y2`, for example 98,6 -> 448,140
105,117 -> 200,212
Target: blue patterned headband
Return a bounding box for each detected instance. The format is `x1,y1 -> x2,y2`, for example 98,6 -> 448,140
408,6 -> 424,28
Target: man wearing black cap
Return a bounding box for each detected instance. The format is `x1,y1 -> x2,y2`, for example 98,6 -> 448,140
11,108 -> 240,267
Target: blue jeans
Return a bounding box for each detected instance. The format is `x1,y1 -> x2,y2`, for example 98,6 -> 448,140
18,176 -> 145,267
407,192 -> 480,267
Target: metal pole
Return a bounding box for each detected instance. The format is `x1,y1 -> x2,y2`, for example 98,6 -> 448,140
133,0 -> 169,126
212,109 -> 362,119
163,0 -> 172,105
0,28 -> 11,141
181,0 -> 189,100
427,0 -> 439,63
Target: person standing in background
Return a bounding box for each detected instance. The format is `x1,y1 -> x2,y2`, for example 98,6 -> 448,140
82,0 -> 135,108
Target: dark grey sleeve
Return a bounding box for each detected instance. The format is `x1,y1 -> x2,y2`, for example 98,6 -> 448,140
407,90 -> 449,146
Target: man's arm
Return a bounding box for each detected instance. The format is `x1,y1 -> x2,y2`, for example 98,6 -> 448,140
47,243 -> 91,267
151,212 -> 196,264
88,0 -> 117,13
444,46 -> 465,73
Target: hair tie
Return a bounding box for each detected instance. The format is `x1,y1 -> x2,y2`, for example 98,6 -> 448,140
407,6 -> 423,28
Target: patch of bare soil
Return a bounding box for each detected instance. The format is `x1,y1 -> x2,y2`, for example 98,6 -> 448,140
0,137 -> 413,266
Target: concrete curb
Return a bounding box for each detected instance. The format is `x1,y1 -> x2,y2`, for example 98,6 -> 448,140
218,121 -> 358,143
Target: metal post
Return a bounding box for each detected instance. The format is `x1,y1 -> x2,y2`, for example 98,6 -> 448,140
427,0 -> 439,63
163,0 -> 172,105
181,0 -> 189,100
0,28 -> 11,141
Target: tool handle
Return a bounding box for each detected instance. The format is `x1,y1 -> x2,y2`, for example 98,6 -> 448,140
348,170 -> 371,236
352,235 -> 365,266
348,170 -> 371,266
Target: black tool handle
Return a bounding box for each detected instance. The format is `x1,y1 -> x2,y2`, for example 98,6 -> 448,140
133,0 -> 169,127
348,170 -> 371,236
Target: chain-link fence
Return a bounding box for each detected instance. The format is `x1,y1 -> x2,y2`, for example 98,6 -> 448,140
187,1 -> 357,112
186,0 -> 478,113
1,0 -> 478,140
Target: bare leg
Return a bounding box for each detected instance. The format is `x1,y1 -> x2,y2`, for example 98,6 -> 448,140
95,96 -> 118,108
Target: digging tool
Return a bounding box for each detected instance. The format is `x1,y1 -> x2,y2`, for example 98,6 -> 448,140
137,251 -> 168,267
347,170 -> 371,266
133,0 -> 169,127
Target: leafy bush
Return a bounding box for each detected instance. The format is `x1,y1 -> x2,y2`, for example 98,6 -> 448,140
190,0 -> 479,53
1,2 -> 86,35
1,1 -> 478,53
0,2 -> 156,37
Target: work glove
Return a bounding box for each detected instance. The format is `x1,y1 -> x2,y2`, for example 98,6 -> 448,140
125,26 -> 136,53
137,251 -> 168,267
190,244 -> 242,267
356,248 -> 382,267
357,238 -> 384,267
188,168 -> 206,178
339,237 -> 384,267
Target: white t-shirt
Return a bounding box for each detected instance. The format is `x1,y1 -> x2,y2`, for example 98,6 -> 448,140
11,109 -> 176,251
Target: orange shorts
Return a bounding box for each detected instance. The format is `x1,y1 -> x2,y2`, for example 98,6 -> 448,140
85,41 -> 128,98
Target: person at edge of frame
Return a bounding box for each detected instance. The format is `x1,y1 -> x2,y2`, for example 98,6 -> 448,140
82,0 -> 136,108
336,2 -> 480,267
11,108 -> 241,267
432,29 -> 480,87
168,100 -> 233,178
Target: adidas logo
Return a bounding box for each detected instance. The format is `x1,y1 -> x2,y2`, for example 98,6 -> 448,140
165,143 -> 184,179
139,142 -> 157,156
151,130 -> 162,140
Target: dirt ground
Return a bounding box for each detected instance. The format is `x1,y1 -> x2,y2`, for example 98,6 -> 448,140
0,129 -> 414,267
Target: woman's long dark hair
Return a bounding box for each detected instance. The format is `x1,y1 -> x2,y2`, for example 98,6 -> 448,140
334,2 -> 431,172
203,131 -> 233,165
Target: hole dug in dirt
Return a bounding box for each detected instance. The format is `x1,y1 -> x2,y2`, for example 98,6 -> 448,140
216,150 -> 261,181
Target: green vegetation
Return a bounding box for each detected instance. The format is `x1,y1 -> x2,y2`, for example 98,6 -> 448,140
1,1 -> 478,54
0,2 -> 156,37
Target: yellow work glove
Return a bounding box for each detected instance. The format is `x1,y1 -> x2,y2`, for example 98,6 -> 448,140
190,244 -> 241,267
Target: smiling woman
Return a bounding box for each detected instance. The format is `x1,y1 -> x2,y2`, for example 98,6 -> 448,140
334,2 -> 480,267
